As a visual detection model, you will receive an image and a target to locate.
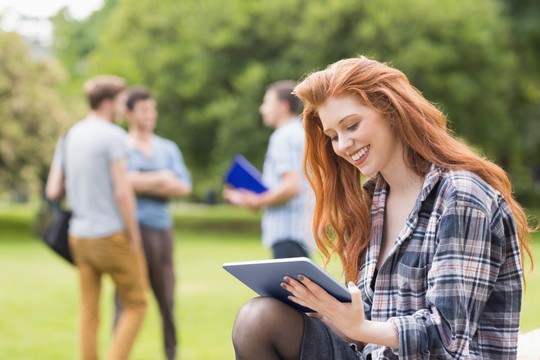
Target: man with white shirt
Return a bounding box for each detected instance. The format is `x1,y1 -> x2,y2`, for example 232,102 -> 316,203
224,80 -> 313,258
46,75 -> 147,360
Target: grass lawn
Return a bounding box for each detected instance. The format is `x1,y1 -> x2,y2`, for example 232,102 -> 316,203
0,203 -> 538,359
0,204 -> 268,360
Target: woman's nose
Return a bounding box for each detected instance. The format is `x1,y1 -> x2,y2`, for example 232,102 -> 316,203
338,135 -> 353,153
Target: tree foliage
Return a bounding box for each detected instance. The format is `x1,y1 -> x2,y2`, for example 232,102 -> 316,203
50,0 -> 539,201
500,0 -> 540,190
50,0 -> 119,84
0,30 -> 71,194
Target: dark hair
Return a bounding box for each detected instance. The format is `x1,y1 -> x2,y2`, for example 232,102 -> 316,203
126,86 -> 154,111
267,80 -> 303,115
83,75 -> 126,110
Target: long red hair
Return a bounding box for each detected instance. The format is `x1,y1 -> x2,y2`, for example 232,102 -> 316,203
294,56 -> 534,283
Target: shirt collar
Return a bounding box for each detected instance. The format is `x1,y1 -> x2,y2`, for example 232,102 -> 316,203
363,163 -> 444,202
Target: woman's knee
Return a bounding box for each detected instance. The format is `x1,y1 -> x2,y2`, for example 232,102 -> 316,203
234,297 -> 276,326
233,297 -> 301,337
232,297 -> 305,359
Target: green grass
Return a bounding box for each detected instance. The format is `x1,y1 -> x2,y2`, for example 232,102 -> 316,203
0,204 -> 539,359
0,204 -> 268,360
521,237 -> 540,332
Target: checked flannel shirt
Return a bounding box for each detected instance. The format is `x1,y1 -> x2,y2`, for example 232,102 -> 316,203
358,164 -> 523,359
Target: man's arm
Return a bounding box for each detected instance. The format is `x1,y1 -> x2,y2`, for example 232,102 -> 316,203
111,157 -> 142,250
129,170 -> 192,198
224,170 -> 301,211
45,167 -> 65,201
45,138 -> 67,201
256,170 -> 301,206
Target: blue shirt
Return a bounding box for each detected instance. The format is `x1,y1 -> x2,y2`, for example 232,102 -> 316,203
358,164 -> 522,359
127,135 -> 192,230
261,119 -> 314,249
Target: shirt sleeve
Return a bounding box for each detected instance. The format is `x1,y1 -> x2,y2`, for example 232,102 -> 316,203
274,132 -> 303,176
167,142 -> 192,186
389,200 -> 522,359
50,137 -> 65,169
107,129 -> 128,164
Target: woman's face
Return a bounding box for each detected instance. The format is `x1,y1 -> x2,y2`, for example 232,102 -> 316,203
317,95 -> 402,177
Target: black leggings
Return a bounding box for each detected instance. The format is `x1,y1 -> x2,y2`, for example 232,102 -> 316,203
232,297 -> 304,360
232,297 -> 361,360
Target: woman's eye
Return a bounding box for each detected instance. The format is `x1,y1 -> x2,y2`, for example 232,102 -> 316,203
328,134 -> 338,142
347,123 -> 358,131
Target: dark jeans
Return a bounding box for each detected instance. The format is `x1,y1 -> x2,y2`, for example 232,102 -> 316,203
115,225 -> 177,360
272,239 -> 309,259
300,313 -> 361,359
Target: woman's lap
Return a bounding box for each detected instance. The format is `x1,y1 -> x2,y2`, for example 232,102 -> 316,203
300,313 -> 362,360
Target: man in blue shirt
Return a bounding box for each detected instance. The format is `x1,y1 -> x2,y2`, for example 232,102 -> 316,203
116,87 -> 192,360
224,80 -> 313,258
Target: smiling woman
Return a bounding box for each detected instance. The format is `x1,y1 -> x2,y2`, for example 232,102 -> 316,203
229,56 -> 536,360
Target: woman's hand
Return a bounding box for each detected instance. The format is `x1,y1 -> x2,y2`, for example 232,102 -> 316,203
281,275 -> 367,343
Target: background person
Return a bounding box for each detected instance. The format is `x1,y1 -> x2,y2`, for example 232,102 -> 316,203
223,80 -> 313,259
230,57 -> 534,359
115,86 -> 192,360
46,75 -> 147,360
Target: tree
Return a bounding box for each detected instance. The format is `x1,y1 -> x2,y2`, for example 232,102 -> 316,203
50,0 -> 119,87
0,30 -> 71,196
500,0 -> 540,203
53,0 -> 537,201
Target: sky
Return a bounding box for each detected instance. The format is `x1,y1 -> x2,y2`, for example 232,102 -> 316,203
0,0 -> 104,46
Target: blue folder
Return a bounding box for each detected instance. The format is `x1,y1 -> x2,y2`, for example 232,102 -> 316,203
224,155 -> 268,194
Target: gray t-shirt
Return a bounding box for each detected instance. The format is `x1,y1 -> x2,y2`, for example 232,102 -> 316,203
52,116 -> 128,238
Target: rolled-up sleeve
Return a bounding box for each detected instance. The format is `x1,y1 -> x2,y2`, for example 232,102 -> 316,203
390,201 -> 521,359
51,137 -> 65,169
274,133 -> 303,176
168,142 -> 192,186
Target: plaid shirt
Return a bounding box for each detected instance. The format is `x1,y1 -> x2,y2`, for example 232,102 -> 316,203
358,165 -> 523,359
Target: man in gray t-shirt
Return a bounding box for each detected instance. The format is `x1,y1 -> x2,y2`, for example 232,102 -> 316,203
53,116 -> 128,238
46,75 -> 147,360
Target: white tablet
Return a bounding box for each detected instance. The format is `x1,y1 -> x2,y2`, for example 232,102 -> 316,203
223,257 -> 351,312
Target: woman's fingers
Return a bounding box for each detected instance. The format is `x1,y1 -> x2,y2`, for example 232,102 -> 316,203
281,276 -> 308,299
281,275 -> 341,314
298,274 -> 330,298
306,312 -> 323,319
281,276 -> 322,312
286,293 -> 312,309
347,281 -> 364,312
282,276 -> 366,342
282,275 -> 320,298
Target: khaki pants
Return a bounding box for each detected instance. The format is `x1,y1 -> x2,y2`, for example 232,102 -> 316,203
70,232 -> 148,360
